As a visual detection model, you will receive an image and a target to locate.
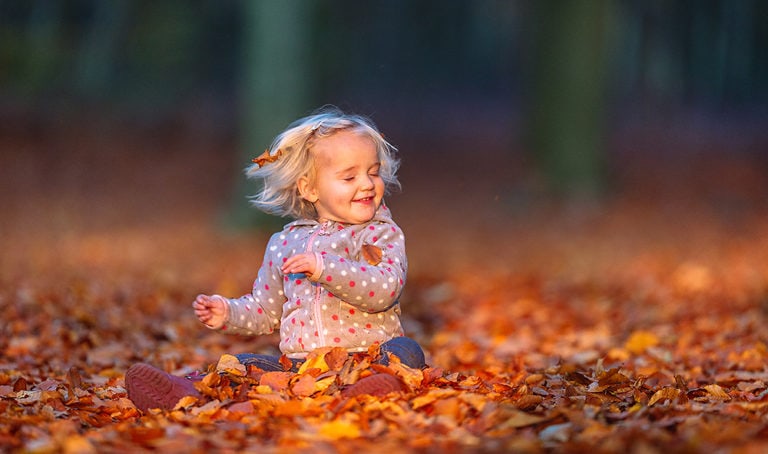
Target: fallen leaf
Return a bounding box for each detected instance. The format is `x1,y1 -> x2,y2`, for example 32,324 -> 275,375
648,387 -> 681,406
318,420 -> 361,440
259,372 -> 292,392
625,330 -> 660,354
704,384 -> 731,401
216,354 -> 246,377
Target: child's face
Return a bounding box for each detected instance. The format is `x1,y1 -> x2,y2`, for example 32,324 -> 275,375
300,130 -> 384,224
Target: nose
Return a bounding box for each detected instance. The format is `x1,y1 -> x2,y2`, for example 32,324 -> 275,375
361,175 -> 375,190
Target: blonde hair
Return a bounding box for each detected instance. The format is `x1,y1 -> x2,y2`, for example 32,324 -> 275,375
246,107 -> 400,219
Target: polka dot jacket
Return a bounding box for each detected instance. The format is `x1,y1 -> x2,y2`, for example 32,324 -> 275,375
216,204 -> 406,359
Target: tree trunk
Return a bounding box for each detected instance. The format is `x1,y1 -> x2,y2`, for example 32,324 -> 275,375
225,0 -> 314,229
525,0 -> 612,198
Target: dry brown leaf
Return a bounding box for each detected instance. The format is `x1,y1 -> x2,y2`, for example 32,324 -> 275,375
259,371 -> 292,392
704,384 -> 731,401
514,394 -> 543,410
648,387 -> 681,406
291,373 -> 317,397
361,244 -> 383,265
216,354 -> 246,377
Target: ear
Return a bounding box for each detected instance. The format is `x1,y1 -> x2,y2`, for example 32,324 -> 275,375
297,175 -> 319,203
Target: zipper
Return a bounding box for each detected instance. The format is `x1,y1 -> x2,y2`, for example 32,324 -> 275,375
307,222 -> 329,347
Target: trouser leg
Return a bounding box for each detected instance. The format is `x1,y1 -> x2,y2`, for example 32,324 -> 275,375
235,336 -> 426,372
234,353 -> 302,372
378,336 -> 427,369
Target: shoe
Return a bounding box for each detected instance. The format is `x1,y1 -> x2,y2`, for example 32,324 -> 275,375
125,363 -> 201,412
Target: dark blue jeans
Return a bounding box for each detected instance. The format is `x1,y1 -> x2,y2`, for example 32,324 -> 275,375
235,336 -> 426,372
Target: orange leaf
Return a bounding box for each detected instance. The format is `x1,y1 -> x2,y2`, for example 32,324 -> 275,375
625,330 -> 659,354
325,347 -> 349,370
227,401 -> 254,414
704,384 -> 731,401
514,394 -> 543,410
251,149 -> 282,167
318,419 -> 361,440
648,387 -> 681,406
290,374 -> 317,397
298,349 -> 331,375
361,244 -> 383,265
216,354 -> 246,377
259,371 -> 292,391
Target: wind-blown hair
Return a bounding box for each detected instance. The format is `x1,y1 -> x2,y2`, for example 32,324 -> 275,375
246,107 -> 400,220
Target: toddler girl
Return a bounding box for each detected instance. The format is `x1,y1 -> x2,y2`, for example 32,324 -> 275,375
126,107 -> 426,411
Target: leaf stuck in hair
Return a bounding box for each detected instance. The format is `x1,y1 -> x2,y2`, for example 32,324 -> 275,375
252,149 -> 282,167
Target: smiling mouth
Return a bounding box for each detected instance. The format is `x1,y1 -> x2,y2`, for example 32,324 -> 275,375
354,196 -> 374,203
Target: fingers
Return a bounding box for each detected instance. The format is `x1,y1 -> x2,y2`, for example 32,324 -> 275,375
282,253 -> 314,275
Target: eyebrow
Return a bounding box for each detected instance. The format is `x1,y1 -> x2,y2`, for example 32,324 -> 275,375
334,162 -> 380,175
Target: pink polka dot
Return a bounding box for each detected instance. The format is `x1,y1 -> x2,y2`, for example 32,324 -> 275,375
348,328 -> 356,334
314,331 -> 319,337
387,244 -> 394,249
365,323 -> 372,329
326,276 -> 333,282
291,318 -> 296,324
332,315 -> 339,321
390,291 -> 396,297
361,266 -> 367,272
349,309 -> 356,315
369,226 -> 375,230
282,257 -> 288,263
300,321 -> 305,327
264,284 -> 270,290
282,240 -> 287,246
372,236 -> 378,242
295,279 -> 302,285
334,337 -> 341,343
257,308 -> 263,314
269,261 -> 273,267
349,281 -> 356,287
369,291 -> 375,297
296,299 -> 301,306
328,292 -> 335,298
340,258 -> 346,263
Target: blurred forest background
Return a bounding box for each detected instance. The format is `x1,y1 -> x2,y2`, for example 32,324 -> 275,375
1,0 -> 767,274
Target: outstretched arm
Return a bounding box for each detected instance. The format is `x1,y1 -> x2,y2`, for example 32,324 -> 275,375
193,294 -> 229,328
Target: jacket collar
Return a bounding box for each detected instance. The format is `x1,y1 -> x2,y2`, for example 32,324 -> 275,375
287,202 -> 393,229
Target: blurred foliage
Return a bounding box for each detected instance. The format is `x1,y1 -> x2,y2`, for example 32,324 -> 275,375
2,0 -> 764,113
0,0 -> 765,202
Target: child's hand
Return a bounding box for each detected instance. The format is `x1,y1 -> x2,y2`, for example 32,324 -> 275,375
282,253 -> 317,276
193,294 -> 228,328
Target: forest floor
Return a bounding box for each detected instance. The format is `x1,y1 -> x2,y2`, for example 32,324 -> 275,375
2,117 -> 768,452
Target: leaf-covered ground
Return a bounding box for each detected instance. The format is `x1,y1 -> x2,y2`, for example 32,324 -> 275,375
2,125 -> 768,452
